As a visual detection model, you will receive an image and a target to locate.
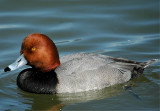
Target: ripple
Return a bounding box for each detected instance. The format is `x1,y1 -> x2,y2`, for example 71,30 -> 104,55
0,24 -> 22,29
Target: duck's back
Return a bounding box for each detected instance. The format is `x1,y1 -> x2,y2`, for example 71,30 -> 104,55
55,53 -> 157,93
55,53 -> 132,93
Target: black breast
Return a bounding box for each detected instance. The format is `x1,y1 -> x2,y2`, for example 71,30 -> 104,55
17,68 -> 58,94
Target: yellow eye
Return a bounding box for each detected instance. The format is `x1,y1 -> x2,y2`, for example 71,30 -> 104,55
32,47 -> 36,51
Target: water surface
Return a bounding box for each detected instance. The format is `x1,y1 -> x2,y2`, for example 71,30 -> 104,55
0,0 -> 159,111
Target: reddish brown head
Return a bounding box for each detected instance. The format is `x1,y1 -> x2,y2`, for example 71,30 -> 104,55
20,33 -> 60,72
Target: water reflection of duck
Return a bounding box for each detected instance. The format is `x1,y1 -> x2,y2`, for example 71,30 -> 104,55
19,84 -> 124,111
4,33 -> 158,94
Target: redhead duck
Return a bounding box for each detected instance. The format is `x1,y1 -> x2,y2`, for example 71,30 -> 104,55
4,33 -> 158,94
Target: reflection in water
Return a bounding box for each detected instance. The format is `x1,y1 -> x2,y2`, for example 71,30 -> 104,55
47,104 -> 65,111
123,84 -> 142,101
19,84 -> 125,110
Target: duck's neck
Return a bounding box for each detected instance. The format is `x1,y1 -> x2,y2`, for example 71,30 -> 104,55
17,68 -> 58,94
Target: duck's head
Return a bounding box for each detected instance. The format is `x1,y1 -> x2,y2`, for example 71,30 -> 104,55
4,33 -> 60,72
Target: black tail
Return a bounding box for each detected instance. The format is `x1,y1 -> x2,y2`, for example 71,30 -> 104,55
131,59 -> 158,79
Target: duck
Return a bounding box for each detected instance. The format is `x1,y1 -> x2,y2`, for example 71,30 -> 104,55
4,33 -> 158,94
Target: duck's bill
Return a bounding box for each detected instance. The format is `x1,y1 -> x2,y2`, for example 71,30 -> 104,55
4,54 -> 27,72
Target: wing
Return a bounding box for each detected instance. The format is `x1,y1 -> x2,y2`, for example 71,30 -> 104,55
56,64 -> 131,93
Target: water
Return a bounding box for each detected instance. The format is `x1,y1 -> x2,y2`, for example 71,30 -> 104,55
0,0 -> 159,110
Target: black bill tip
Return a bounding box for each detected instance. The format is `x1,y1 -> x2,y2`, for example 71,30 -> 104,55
4,67 -> 11,72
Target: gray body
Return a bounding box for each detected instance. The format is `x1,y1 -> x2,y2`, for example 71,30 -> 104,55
55,53 -> 157,93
